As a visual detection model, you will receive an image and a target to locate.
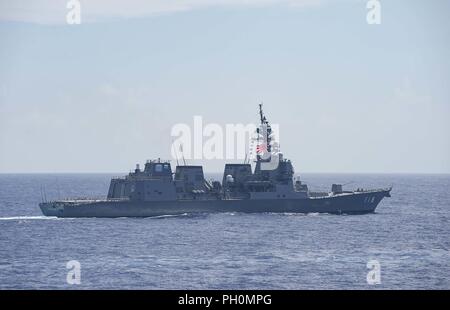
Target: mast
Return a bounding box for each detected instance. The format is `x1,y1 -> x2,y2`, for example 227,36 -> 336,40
259,103 -> 264,124
256,104 -> 272,162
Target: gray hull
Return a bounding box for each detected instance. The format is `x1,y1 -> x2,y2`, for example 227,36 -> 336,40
40,189 -> 391,218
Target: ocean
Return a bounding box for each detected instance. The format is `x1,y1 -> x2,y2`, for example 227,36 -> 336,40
0,173 -> 449,289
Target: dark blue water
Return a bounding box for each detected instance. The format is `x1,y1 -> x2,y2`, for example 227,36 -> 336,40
0,173 -> 449,289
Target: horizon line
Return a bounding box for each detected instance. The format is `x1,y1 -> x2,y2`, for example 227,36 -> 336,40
1,171 -> 449,175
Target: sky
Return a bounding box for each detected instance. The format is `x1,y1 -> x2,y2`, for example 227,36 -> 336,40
0,0 -> 449,173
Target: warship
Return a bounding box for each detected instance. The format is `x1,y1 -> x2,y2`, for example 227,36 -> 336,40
40,105 -> 391,218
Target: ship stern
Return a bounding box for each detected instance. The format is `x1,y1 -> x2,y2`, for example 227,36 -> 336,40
39,202 -> 63,217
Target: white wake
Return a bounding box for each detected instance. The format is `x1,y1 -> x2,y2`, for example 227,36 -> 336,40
0,216 -> 58,221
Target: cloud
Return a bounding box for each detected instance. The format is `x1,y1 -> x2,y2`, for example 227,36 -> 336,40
0,0 -> 323,25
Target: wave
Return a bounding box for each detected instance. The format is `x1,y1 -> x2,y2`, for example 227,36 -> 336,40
148,213 -> 189,219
